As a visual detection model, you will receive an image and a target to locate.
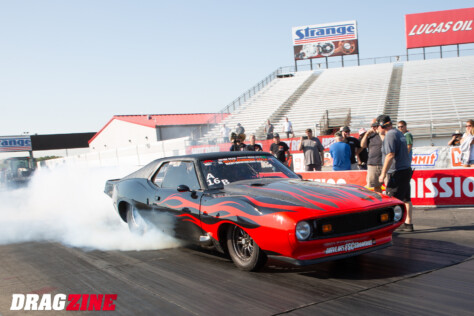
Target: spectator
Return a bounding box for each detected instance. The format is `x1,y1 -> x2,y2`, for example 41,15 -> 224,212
298,128 -> 325,171
220,124 -> 230,143
329,132 -> 351,171
270,133 -> 290,165
235,123 -> 245,135
246,135 -> 262,151
229,133 -> 246,151
361,119 -> 383,193
377,115 -> 414,232
264,119 -> 274,140
358,128 -> 368,170
460,119 -> 474,167
283,117 -> 294,138
448,130 -> 463,146
397,120 -> 413,164
341,126 -> 361,170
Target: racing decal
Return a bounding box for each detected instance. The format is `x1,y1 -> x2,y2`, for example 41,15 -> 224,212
324,239 -> 376,255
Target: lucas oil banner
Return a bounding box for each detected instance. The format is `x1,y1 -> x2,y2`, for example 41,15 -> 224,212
405,7 -> 474,49
292,21 -> 359,60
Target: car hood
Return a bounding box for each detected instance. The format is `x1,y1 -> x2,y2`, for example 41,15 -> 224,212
220,179 -> 394,214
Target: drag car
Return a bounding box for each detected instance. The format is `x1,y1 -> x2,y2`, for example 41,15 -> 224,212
104,152 -> 405,271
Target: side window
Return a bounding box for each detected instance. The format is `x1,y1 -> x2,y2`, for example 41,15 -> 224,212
153,162 -> 170,187
160,161 -> 200,190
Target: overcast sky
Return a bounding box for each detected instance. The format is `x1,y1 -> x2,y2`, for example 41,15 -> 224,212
1,0 -> 473,136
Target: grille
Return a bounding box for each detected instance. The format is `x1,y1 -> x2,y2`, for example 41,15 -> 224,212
310,207 -> 395,240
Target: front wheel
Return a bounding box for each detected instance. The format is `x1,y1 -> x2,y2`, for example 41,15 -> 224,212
226,225 -> 267,271
126,205 -> 148,235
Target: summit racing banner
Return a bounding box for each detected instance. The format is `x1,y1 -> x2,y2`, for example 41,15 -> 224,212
405,8 -> 474,49
292,21 -> 358,60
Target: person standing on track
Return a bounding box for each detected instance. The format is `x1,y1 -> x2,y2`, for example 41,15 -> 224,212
377,115 -> 414,232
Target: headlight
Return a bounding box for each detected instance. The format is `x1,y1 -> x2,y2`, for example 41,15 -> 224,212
296,221 -> 312,241
393,205 -> 403,222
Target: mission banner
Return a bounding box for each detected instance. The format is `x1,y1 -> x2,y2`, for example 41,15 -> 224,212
292,21 -> 358,60
406,7 -> 474,49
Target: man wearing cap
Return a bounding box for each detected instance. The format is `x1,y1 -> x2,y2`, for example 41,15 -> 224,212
377,115 -> 414,232
235,123 -> 245,135
329,132 -> 351,171
298,128 -> 325,171
361,119 -> 383,193
341,126 -> 361,170
270,133 -> 290,164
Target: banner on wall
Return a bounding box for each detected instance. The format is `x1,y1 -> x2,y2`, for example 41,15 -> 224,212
300,169 -> 474,206
0,136 -> 32,152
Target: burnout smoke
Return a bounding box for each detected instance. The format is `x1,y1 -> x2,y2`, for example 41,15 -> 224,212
0,165 -> 181,251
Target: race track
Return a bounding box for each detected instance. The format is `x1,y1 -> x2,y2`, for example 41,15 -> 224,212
1,207 -> 473,315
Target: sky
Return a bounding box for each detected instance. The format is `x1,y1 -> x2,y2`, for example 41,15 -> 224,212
0,0 -> 473,136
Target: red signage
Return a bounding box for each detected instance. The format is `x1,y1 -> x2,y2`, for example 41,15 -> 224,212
405,7 -> 474,48
300,169 -> 474,206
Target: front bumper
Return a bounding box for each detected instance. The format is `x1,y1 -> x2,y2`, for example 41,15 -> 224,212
268,241 -> 392,266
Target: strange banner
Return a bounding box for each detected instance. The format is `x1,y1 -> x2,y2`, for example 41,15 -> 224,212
406,7 -> 474,49
0,136 -> 32,152
292,21 -> 358,60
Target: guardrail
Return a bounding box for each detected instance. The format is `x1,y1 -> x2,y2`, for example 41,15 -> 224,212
280,47 -> 474,73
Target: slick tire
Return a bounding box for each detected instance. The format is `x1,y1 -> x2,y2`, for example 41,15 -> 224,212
227,225 -> 267,271
126,205 -> 147,235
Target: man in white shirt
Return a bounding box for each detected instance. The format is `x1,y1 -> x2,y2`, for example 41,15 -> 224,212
283,117 -> 293,138
220,124 -> 230,143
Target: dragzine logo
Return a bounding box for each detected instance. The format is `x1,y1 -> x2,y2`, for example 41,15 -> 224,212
10,294 -> 117,311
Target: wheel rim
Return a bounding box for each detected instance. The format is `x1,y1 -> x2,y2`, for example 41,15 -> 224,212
231,226 -> 254,261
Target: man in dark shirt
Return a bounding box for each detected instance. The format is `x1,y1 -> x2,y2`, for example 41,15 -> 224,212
357,128 -> 368,170
229,133 -> 246,151
341,126 -> 361,170
361,120 -> 383,192
246,135 -> 262,151
377,115 -> 414,232
298,128 -> 325,171
270,133 -> 289,164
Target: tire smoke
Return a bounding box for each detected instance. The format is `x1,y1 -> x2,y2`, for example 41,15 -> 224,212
0,165 -> 181,251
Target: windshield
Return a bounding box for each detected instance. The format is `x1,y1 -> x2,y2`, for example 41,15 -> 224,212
200,155 -> 299,188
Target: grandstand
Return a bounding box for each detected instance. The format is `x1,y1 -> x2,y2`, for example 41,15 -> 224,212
200,71 -> 314,142
397,56 -> 474,138
270,63 -> 393,136
199,55 -> 474,144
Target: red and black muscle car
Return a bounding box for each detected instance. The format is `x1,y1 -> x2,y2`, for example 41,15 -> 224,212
105,151 -> 405,271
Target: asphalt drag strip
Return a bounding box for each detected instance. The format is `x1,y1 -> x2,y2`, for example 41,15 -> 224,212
0,207 -> 473,315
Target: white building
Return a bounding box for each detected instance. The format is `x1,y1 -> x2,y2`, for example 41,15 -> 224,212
89,113 -> 226,152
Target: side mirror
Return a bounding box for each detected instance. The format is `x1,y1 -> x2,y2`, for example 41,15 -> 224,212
177,184 -> 190,192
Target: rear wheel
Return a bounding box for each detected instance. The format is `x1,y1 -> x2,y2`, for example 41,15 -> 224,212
126,205 -> 147,235
226,225 -> 267,271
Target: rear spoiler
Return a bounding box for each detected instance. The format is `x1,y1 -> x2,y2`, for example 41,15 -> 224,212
104,179 -> 120,198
